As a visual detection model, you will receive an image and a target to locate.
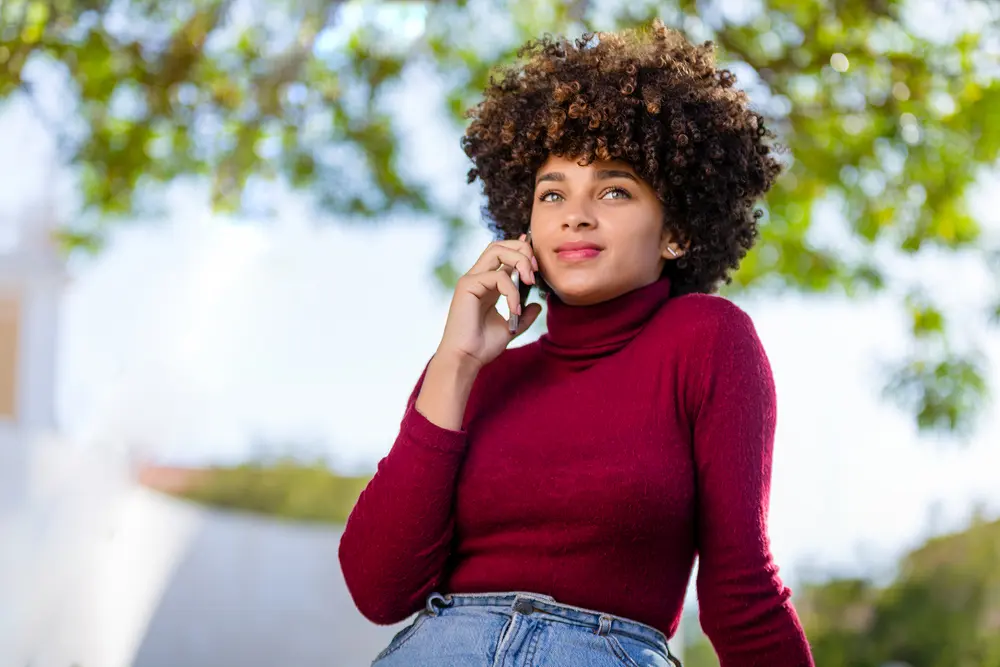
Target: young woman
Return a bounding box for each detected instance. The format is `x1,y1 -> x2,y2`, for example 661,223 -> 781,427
339,19 -> 814,667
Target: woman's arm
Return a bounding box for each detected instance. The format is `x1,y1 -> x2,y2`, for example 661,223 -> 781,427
340,235 -> 539,625
691,302 -> 814,666
337,353 -> 478,625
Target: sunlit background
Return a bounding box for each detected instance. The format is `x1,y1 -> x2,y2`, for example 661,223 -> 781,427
2,0 -> 999,665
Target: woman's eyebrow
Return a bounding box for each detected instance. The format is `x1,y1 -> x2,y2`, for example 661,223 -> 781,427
535,171 -> 565,185
594,169 -> 638,183
535,169 -> 638,185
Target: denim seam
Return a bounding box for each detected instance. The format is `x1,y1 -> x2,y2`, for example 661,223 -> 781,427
604,634 -> 642,667
524,619 -> 544,666
372,612 -> 428,662
493,612 -> 519,660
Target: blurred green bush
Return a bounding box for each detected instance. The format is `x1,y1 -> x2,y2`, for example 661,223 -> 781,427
684,515 -> 1000,666
174,460 -> 372,525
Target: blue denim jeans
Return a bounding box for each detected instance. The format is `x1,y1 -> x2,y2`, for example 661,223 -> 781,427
371,591 -> 683,666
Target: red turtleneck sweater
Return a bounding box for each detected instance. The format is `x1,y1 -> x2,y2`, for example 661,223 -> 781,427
339,277 -> 813,666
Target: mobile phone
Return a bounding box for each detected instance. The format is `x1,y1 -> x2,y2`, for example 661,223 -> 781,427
508,231 -> 535,334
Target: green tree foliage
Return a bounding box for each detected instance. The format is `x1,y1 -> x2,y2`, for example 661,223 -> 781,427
2,0 -> 998,434
683,515 -> 1000,666
799,515 -> 1000,666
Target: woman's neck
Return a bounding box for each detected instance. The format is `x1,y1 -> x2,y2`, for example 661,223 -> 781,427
539,277 -> 673,369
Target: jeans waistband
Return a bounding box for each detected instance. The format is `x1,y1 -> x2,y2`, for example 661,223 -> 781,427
423,591 -> 674,659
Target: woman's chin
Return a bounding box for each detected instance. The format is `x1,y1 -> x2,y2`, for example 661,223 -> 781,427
546,278 -> 607,306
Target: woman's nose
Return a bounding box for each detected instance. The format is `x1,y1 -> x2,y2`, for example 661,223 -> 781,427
561,201 -> 597,230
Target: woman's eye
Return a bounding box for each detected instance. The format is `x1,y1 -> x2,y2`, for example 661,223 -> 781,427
539,188 -> 631,202
602,187 -> 631,200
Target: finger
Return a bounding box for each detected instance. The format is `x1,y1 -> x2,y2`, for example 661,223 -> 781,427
469,245 -> 535,285
475,242 -> 533,274
494,238 -> 537,268
500,234 -> 538,271
511,303 -> 543,338
468,268 -> 520,316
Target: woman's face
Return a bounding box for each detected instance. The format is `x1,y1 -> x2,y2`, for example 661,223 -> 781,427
529,154 -> 679,306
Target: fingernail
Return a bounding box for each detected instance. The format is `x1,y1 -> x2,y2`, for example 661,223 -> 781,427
531,256 -> 539,270
519,233 -> 526,241
517,304 -> 522,315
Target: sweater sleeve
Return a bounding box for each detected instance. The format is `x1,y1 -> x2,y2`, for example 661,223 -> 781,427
338,359 -> 468,625
692,304 -> 814,666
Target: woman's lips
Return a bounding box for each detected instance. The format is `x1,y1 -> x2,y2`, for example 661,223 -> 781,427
556,248 -> 602,261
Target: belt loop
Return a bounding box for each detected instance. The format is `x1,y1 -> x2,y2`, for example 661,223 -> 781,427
595,614 -> 613,636
425,592 -> 451,616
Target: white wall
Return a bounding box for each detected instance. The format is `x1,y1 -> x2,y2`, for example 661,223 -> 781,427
1,446 -> 405,667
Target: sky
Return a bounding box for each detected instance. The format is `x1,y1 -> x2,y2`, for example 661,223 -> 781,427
2,3 -> 1000,586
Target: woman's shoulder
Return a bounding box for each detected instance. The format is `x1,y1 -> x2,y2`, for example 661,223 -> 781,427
642,294 -> 768,376
654,292 -> 758,340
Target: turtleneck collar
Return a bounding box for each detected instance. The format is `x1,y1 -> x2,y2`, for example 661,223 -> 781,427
539,277 -> 673,367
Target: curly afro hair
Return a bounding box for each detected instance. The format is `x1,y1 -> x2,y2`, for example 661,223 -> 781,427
460,19 -> 782,295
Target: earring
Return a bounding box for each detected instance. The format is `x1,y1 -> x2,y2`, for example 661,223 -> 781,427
666,247 -> 678,258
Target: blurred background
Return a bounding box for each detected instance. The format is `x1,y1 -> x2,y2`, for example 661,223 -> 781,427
1,0 -> 999,665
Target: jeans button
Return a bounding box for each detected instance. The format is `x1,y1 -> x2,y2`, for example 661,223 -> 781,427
513,599 -> 534,615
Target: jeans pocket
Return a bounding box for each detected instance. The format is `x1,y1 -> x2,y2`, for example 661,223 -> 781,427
604,634 -> 642,667
371,612 -> 430,664
604,634 -> 682,667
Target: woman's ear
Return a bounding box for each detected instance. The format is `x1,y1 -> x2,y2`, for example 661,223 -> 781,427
659,220 -> 685,259
660,236 -> 685,260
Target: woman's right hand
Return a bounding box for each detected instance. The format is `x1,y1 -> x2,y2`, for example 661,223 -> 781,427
435,234 -> 544,370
